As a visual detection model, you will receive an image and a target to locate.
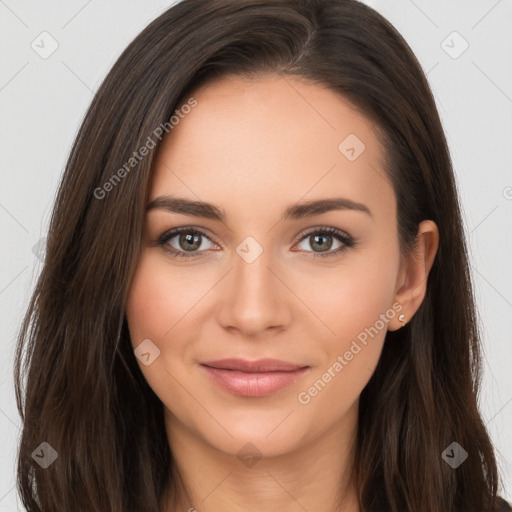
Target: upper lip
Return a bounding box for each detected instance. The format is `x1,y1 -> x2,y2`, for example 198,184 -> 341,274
200,358 -> 308,373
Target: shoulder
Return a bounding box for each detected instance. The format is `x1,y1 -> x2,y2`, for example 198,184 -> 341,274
495,496 -> 512,511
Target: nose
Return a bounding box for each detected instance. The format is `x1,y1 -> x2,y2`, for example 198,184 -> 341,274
215,245 -> 293,337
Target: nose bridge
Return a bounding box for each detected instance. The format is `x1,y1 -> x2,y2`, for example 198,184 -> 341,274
216,236 -> 292,334
234,242 -> 274,299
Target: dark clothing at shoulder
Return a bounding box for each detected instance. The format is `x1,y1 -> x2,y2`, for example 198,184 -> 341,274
495,496 -> 512,511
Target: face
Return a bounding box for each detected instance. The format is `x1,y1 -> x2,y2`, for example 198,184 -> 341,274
125,73 -> 403,458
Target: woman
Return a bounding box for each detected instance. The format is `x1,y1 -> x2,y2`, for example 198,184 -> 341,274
14,0 -> 511,511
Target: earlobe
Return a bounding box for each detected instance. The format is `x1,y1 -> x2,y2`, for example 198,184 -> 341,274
387,307 -> 406,332
389,220 -> 439,331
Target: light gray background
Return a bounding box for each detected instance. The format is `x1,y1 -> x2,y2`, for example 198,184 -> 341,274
1,0 -> 511,509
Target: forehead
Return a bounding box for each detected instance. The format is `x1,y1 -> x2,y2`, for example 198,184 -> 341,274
150,73 -> 395,225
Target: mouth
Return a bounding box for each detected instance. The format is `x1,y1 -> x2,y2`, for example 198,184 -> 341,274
199,358 -> 311,397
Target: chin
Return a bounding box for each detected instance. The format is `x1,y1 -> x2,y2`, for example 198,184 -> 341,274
200,414 -> 309,460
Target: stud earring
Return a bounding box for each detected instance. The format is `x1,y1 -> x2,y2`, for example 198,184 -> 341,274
398,313 -> 406,327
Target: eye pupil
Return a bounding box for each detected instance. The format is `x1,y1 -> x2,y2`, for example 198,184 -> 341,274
311,234 -> 332,252
180,233 -> 201,251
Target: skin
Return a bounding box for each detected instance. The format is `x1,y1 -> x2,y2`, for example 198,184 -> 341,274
125,73 -> 439,512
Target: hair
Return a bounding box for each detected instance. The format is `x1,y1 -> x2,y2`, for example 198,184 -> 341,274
14,0 -> 510,511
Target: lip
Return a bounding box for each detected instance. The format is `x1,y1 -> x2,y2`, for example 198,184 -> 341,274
200,358 -> 311,397
201,358 -> 307,372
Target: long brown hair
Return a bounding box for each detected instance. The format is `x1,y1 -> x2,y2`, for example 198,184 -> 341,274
14,1 -> 510,511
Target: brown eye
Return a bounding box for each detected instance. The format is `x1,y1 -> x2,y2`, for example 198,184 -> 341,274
177,232 -> 202,251
306,233 -> 335,252
294,227 -> 356,259
157,228 -> 217,258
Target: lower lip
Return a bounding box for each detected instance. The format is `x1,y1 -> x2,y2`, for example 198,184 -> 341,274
200,365 -> 311,397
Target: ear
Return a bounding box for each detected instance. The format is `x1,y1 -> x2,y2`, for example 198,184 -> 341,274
388,220 -> 439,331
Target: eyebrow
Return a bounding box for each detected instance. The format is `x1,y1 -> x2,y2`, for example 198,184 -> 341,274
146,195 -> 373,220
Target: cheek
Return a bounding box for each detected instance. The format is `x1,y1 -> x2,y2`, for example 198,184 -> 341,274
125,253 -> 206,343
125,253 -> 197,405
125,252 -> 222,381
298,241 -> 399,408
298,296 -> 389,421
124,253 -> 189,388
304,243 -> 399,345
125,259 -> 165,345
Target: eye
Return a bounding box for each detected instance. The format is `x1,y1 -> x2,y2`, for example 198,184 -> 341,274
293,227 -> 356,259
156,227 -> 218,258
155,226 -> 357,260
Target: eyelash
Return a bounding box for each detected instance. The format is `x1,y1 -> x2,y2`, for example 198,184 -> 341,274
155,226 -> 357,260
